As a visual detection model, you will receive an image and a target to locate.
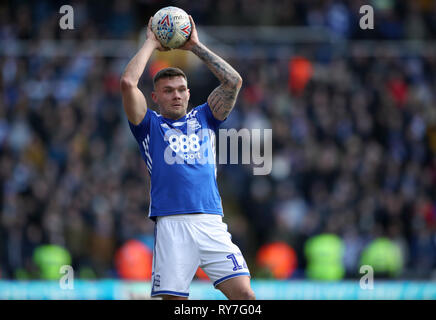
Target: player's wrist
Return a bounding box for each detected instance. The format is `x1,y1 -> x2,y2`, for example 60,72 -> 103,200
190,42 -> 206,55
144,38 -> 158,48
191,40 -> 202,50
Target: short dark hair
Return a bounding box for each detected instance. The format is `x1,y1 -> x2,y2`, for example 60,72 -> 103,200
153,67 -> 187,88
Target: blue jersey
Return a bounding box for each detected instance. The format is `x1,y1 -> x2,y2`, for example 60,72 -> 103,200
128,102 -> 224,219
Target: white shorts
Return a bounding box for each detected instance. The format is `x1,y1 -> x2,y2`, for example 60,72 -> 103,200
150,213 -> 251,298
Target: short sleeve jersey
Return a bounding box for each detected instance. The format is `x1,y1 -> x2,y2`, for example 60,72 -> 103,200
128,102 -> 224,219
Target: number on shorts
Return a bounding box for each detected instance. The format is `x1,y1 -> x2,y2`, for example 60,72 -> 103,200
226,254 -> 243,271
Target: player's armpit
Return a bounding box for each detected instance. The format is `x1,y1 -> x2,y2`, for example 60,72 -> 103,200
120,78 -> 148,125
207,82 -> 241,121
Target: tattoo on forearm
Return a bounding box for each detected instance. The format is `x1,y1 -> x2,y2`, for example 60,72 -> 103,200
192,43 -> 241,119
191,43 -> 240,86
208,85 -> 238,119
209,93 -> 223,112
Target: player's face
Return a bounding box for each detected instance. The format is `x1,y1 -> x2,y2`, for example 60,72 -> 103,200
152,76 -> 190,120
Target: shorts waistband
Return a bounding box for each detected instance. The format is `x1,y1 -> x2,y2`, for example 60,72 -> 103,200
156,213 -> 222,222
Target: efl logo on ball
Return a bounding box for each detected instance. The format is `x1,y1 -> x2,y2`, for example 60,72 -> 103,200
151,6 -> 191,49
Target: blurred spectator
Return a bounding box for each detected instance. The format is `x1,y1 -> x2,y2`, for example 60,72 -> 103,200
114,239 -> 152,280
359,237 -> 404,278
288,56 -> 313,97
32,244 -> 71,280
195,267 -> 210,281
304,234 -> 345,281
255,241 -> 297,279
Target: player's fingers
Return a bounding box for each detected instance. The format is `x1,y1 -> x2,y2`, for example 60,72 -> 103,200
157,45 -> 171,52
148,16 -> 153,29
189,15 -> 196,30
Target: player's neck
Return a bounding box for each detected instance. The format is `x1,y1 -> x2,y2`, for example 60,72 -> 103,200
161,112 -> 186,121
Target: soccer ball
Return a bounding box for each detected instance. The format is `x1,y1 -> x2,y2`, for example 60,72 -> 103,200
151,7 -> 192,49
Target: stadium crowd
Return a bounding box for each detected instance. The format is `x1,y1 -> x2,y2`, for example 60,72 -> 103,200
0,0 -> 435,280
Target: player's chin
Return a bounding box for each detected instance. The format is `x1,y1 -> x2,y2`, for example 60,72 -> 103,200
170,104 -> 183,109
167,107 -> 186,119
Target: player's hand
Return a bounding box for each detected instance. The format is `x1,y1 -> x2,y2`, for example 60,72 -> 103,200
178,15 -> 200,51
145,17 -> 170,51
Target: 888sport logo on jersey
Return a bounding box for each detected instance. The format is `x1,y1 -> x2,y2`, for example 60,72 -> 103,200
163,128 -> 217,165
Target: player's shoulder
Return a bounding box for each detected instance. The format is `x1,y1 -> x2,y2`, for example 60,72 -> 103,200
129,108 -> 160,127
150,109 -> 162,118
187,102 -> 209,118
145,109 -> 164,125
188,102 -> 226,129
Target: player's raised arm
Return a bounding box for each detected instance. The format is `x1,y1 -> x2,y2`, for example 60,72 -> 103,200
120,17 -> 169,125
179,16 -> 243,121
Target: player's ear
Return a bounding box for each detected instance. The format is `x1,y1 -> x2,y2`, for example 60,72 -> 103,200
151,91 -> 158,103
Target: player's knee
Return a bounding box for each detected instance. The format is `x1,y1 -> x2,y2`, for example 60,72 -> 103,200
235,287 -> 256,300
245,288 -> 256,300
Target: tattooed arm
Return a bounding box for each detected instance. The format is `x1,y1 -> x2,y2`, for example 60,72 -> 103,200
180,17 -> 243,121
192,43 -> 243,121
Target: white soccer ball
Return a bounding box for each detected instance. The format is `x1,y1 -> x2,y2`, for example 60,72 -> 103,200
151,6 -> 192,49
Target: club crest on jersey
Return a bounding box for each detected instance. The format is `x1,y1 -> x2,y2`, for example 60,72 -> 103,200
186,110 -> 198,119
153,274 -> 161,288
187,118 -> 201,131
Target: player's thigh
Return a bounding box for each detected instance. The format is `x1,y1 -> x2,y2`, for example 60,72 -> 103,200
152,217 -> 200,297
197,216 -> 251,287
215,275 -> 255,300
